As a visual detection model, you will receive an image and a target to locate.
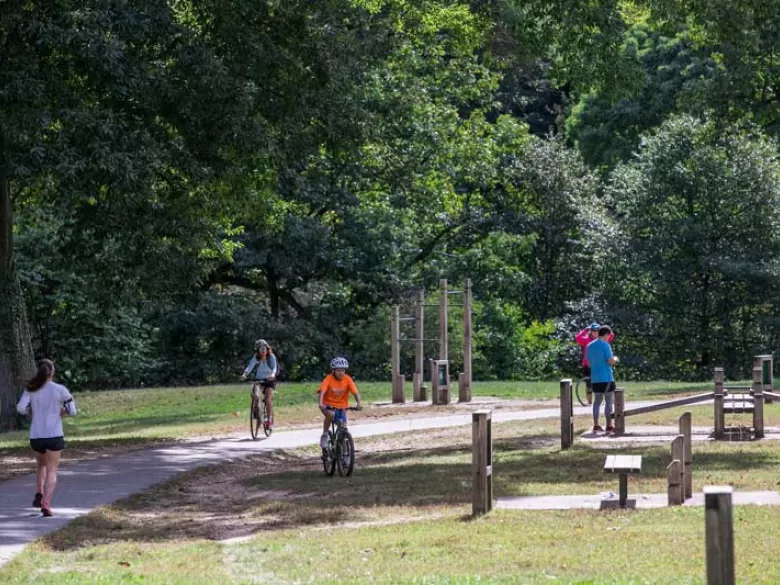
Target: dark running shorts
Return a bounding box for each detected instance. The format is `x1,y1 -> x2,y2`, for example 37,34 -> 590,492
30,437 -> 65,453
592,382 -> 616,393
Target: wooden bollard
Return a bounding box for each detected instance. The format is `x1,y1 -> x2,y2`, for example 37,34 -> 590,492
472,410 -> 493,515
667,460 -> 682,505
753,366 -> 764,439
679,412 -> 693,499
705,486 -> 735,585
614,387 -> 625,436
714,368 -> 725,438
560,379 -> 573,450
392,373 -> 406,404
671,435 -> 685,503
458,372 -> 471,403
413,372 -> 425,402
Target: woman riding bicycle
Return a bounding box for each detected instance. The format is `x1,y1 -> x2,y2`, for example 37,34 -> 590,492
241,339 -> 279,430
318,357 -> 362,450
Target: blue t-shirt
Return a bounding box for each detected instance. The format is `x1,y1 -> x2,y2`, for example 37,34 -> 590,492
586,339 -> 614,384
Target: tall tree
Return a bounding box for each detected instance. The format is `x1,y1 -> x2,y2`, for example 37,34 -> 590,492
0,1 -> 254,426
607,115 -> 780,377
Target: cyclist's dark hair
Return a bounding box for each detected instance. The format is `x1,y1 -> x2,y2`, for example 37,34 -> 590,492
27,359 -> 54,392
598,326 -> 613,337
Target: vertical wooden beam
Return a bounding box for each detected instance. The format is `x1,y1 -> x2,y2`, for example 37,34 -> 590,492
671,435 -> 685,504
714,368 -> 725,438
439,278 -> 448,361
460,279 -> 472,403
752,366 -> 764,439
560,379 -> 573,449
414,291 -> 424,401
679,412 -> 693,500
429,359 -> 439,406
614,387 -> 625,436
472,410 -> 493,515
391,306 -> 404,404
705,486 -> 735,585
667,460 -> 682,506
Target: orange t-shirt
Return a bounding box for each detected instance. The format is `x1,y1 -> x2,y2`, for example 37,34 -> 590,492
318,373 -> 358,408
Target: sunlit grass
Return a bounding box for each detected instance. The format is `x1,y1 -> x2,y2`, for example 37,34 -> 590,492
3,416 -> 780,584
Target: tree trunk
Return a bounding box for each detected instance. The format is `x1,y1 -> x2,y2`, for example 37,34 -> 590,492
267,269 -> 280,319
0,175 -> 35,431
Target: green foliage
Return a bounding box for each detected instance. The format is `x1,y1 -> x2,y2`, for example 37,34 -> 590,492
606,115 -> 780,378
473,301 -> 562,380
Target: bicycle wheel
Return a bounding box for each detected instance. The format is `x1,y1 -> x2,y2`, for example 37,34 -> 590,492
262,394 -> 273,437
323,430 -> 336,476
336,431 -> 355,477
574,377 -> 591,407
249,395 -> 262,440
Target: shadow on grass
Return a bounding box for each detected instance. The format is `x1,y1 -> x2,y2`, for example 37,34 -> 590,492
39,434 -> 780,553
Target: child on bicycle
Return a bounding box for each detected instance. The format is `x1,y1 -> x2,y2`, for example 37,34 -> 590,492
241,339 -> 279,428
575,322 -> 614,403
318,357 -> 362,449
586,326 -> 619,432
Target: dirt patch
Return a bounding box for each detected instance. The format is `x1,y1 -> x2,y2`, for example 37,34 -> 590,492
40,419 -> 561,553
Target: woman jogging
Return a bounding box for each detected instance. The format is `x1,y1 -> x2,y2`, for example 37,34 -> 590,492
16,359 -> 77,517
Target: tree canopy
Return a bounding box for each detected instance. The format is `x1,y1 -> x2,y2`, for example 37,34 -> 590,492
3,0 -> 780,427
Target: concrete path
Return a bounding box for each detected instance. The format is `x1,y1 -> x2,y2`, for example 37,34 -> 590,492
0,402 -> 582,566
496,491 -> 780,511
0,398 -> 776,567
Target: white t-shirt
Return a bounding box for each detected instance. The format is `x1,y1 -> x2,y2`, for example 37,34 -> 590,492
16,381 -> 77,439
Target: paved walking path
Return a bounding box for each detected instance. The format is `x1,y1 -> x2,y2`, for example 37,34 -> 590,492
1,398 -> 778,567
0,402 -> 577,566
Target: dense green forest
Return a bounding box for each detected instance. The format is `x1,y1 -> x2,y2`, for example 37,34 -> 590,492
2,0 -> 780,426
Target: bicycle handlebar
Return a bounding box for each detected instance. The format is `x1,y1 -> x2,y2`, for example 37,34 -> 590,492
323,406 -> 361,411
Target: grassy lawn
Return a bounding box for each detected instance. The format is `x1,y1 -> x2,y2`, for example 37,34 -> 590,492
0,378 -> 757,482
3,409 -> 780,584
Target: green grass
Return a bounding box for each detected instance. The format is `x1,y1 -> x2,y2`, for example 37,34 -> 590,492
0,377 -> 756,468
4,413 -> 780,584
0,378 -> 719,452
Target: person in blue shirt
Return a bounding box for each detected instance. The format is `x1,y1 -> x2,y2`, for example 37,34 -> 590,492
585,326 -> 619,432
241,339 -> 279,429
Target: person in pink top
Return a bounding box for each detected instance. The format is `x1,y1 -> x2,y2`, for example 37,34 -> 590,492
575,322 -> 615,403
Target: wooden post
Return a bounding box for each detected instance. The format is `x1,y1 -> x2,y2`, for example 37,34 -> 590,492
752,366 -> 764,439
429,359 -> 439,406
458,372 -> 470,403
460,279 -> 472,403
439,278 -> 448,362
714,368 -> 725,438
414,291 -> 424,401
671,434 -> 685,504
560,379 -> 573,449
413,372 -> 425,402
472,410 -> 493,515
667,460 -> 682,506
705,486 -> 735,585
679,412 -> 693,500
391,306 -> 404,403
614,387 -> 625,436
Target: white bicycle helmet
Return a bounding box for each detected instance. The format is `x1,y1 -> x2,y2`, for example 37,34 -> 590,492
330,356 -> 349,370
254,339 -> 270,351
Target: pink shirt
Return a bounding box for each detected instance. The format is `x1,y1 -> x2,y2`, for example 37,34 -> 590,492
575,328 -> 615,366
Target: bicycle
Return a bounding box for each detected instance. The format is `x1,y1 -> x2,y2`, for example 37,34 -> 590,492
574,376 -> 592,407
321,406 -> 359,477
249,381 -> 274,439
